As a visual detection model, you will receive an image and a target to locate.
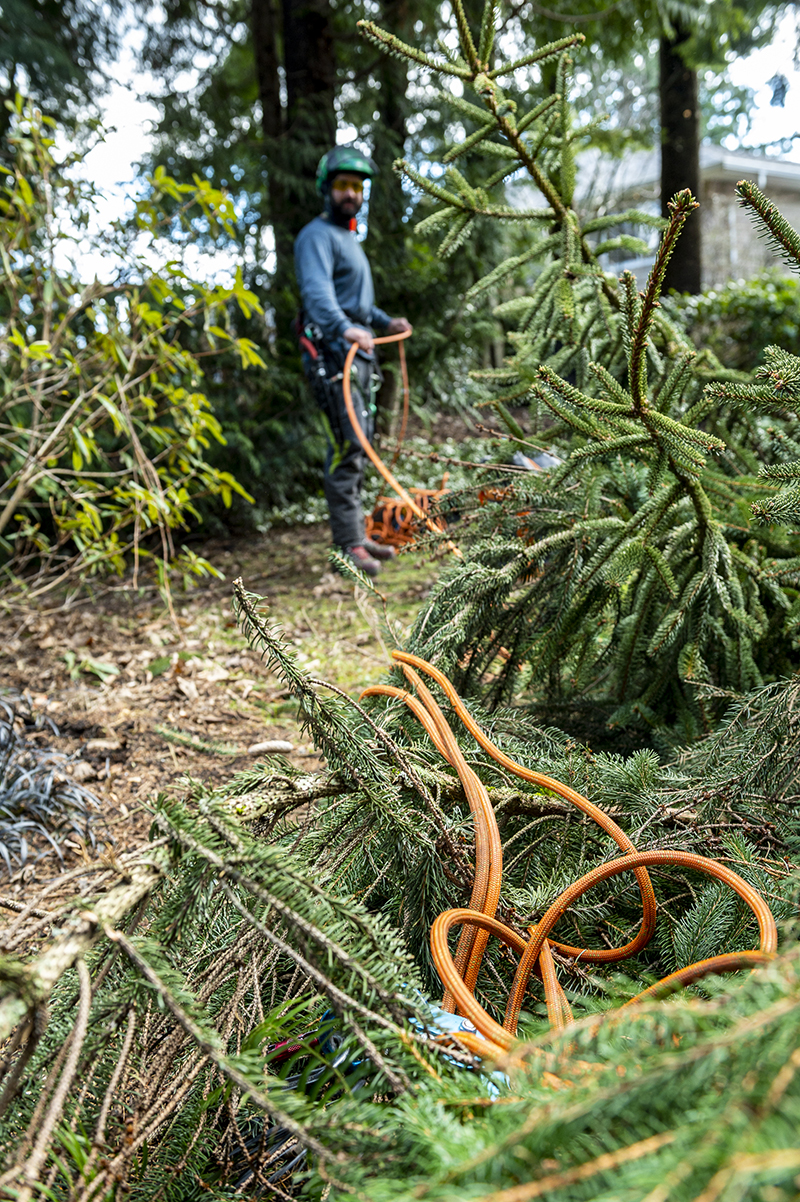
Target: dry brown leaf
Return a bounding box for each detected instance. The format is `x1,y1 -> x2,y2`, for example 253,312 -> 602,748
176,678 -> 199,702
312,573 -> 349,599
71,762 -> 98,782
196,665 -> 230,683
85,738 -> 123,752
247,739 -> 294,754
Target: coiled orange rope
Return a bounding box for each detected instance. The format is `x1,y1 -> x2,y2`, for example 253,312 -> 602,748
342,334 -> 462,557
362,652 -> 778,1061
365,484 -> 449,549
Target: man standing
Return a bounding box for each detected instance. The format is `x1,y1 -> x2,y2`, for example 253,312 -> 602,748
295,146 -> 412,577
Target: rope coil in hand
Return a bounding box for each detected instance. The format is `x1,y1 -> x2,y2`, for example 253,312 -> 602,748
342,334 -> 462,557
362,651 -> 778,1061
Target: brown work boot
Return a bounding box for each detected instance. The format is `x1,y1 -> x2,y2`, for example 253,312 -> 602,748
364,538 -> 397,562
342,545 -> 381,577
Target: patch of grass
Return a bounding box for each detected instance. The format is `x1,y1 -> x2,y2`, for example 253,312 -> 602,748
226,523 -> 441,694
148,650 -> 196,678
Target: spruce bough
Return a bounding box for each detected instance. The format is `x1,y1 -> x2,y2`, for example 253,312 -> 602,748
366,4 -> 800,742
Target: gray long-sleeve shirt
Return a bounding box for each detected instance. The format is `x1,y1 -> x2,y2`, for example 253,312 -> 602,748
294,215 -> 390,350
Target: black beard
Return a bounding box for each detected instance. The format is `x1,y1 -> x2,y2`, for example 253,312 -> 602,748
329,197 -> 362,227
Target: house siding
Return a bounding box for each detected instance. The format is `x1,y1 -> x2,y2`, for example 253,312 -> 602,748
702,179 -> 800,289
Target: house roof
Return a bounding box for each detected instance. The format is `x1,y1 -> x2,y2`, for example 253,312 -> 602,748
699,147 -> 800,190
571,146 -> 800,205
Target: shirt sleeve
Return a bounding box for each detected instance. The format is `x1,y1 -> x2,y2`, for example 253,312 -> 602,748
294,226 -> 352,341
370,305 -> 391,331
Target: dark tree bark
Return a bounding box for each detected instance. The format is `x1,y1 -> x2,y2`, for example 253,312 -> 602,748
283,0 -> 337,136
282,0 -> 337,243
252,0 -> 288,293
660,26 -> 701,294
250,0 -> 336,333
252,0 -> 282,143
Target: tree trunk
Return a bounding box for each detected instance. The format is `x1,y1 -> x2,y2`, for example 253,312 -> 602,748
252,0 -> 282,143
659,26 -> 701,294
250,0 -> 336,338
251,0 -> 287,286
282,0 -> 337,238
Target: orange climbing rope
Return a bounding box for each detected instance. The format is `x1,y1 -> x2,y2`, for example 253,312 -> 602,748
361,652 -> 778,1061
365,479 -> 449,549
342,334 -> 461,557
389,335 -> 410,471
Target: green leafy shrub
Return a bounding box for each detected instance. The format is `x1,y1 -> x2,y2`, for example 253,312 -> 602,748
0,99 -> 260,599
678,269 -> 800,373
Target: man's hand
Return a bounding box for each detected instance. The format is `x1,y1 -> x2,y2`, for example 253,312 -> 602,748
344,326 -> 374,353
386,317 -> 412,335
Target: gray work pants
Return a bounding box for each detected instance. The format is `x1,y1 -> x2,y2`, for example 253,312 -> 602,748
304,348 -> 377,549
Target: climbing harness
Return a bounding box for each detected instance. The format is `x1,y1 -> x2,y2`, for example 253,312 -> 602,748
362,652 -> 778,1062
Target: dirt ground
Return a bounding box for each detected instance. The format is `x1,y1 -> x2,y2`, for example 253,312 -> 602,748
0,523 -> 440,897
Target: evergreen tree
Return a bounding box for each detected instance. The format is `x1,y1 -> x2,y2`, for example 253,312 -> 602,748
655,0 -> 780,293
136,0 -> 511,518
0,0 -> 123,156
141,0 -> 442,338
706,180 -> 800,527
504,0 -> 783,294
356,0 -> 800,741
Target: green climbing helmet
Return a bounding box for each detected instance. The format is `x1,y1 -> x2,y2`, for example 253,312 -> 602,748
315,146 -> 377,195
